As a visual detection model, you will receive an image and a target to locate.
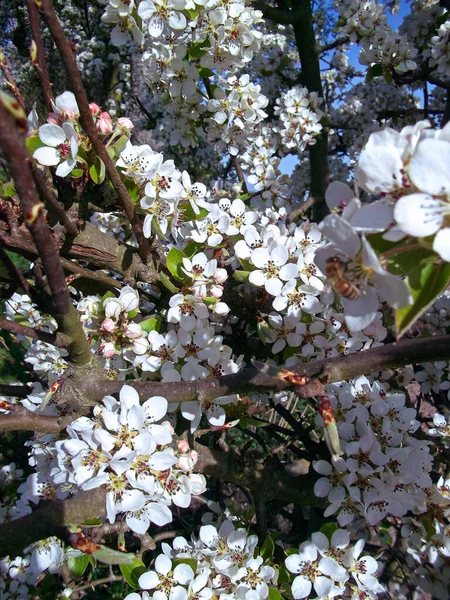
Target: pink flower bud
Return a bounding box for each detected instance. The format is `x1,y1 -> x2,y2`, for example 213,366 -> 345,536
124,322 -> 142,339
161,420 -> 174,435
177,440 -> 190,453
89,102 -> 101,116
99,341 -> 116,358
210,284 -> 223,299
101,318 -> 117,332
132,337 -> 149,355
118,117 -> 134,130
47,112 -> 62,125
62,109 -> 75,121
96,112 -> 113,134
214,268 -> 228,284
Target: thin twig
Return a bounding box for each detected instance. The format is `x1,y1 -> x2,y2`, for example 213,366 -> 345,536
39,0 -> 152,264
27,0 -> 55,112
29,161 -> 78,235
0,51 -> 28,114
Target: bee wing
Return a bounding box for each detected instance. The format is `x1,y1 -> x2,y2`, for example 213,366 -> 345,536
251,359 -> 283,378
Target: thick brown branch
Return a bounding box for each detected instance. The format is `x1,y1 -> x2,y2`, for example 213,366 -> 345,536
292,0 -> 329,222
0,488 -> 107,557
2,222 -> 157,285
39,0 -> 152,264
0,102 -> 92,366
0,384 -> 33,398
62,334 -> 450,411
0,405 -> 72,432
0,441 -> 318,557
27,0 -> 55,112
0,317 -> 69,348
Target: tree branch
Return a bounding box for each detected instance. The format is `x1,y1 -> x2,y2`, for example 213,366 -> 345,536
0,100 -> 92,367
27,0 -> 55,112
0,488 -> 107,557
61,334 -> 450,412
29,161 -> 78,236
0,440 -> 320,557
0,405 -> 72,432
0,384 -> 33,398
0,51 -> 28,114
291,0 -> 329,222
0,317 -> 70,348
39,0 -> 153,265
318,36 -> 350,54
1,221 -> 157,285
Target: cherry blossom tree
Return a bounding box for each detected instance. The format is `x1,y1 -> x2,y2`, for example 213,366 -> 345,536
1,1 -> 450,599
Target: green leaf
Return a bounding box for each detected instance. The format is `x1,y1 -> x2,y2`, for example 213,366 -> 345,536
113,134 -> 130,153
120,558 -> 146,589
159,271 -> 180,293
319,522 -> 338,540
140,316 -> 160,333
125,180 -> 141,204
181,203 -> 209,222
100,290 -> 115,310
268,587 -> 284,600
257,319 -> 273,344
260,535 -> 275,561
98,158 -> 106,184
89,162 -> 99,184
1,180 -> 15,197
277,564 -> 292,584
366,63 -> 384,83
167,248 -> 187,282
183,241 -> 205,259
395,259 -> 450,338
233,270 -> 250,282
172,558 -> 198,572
81,518 -> 103,527
106,146 -> 116,160
385,245 -> 436,276
67,554 -> 90,579
26,135 -> 44,154
197,66 -> 214,77
92,546 -> 137,565
70,168 -> 84,178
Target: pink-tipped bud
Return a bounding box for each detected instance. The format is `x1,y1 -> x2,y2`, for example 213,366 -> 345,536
47,112 -> 61,125
99,341 -> 116,358
89,102 -> 101,116
96,112 -> 113,134
124,322 -> 142,339
118,117 -> 134,130
210,284 -> 223,299
177,440 -> 190,453
214,268 -> 228,284
101,317 -> 117,333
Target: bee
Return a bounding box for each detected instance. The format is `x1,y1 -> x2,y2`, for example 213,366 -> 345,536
325,256 -> 361,300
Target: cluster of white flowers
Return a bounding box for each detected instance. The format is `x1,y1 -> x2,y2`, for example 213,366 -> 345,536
337,0 -> 418,72
4,293 -> 57,333
30,91 -> 133,179
16,385 -> 206,534
286,528 -> 383,599
314,376 -> 433,527
274,86 -> 324,153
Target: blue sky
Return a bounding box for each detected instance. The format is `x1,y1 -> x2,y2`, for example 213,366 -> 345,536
278,1 -> 412,176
